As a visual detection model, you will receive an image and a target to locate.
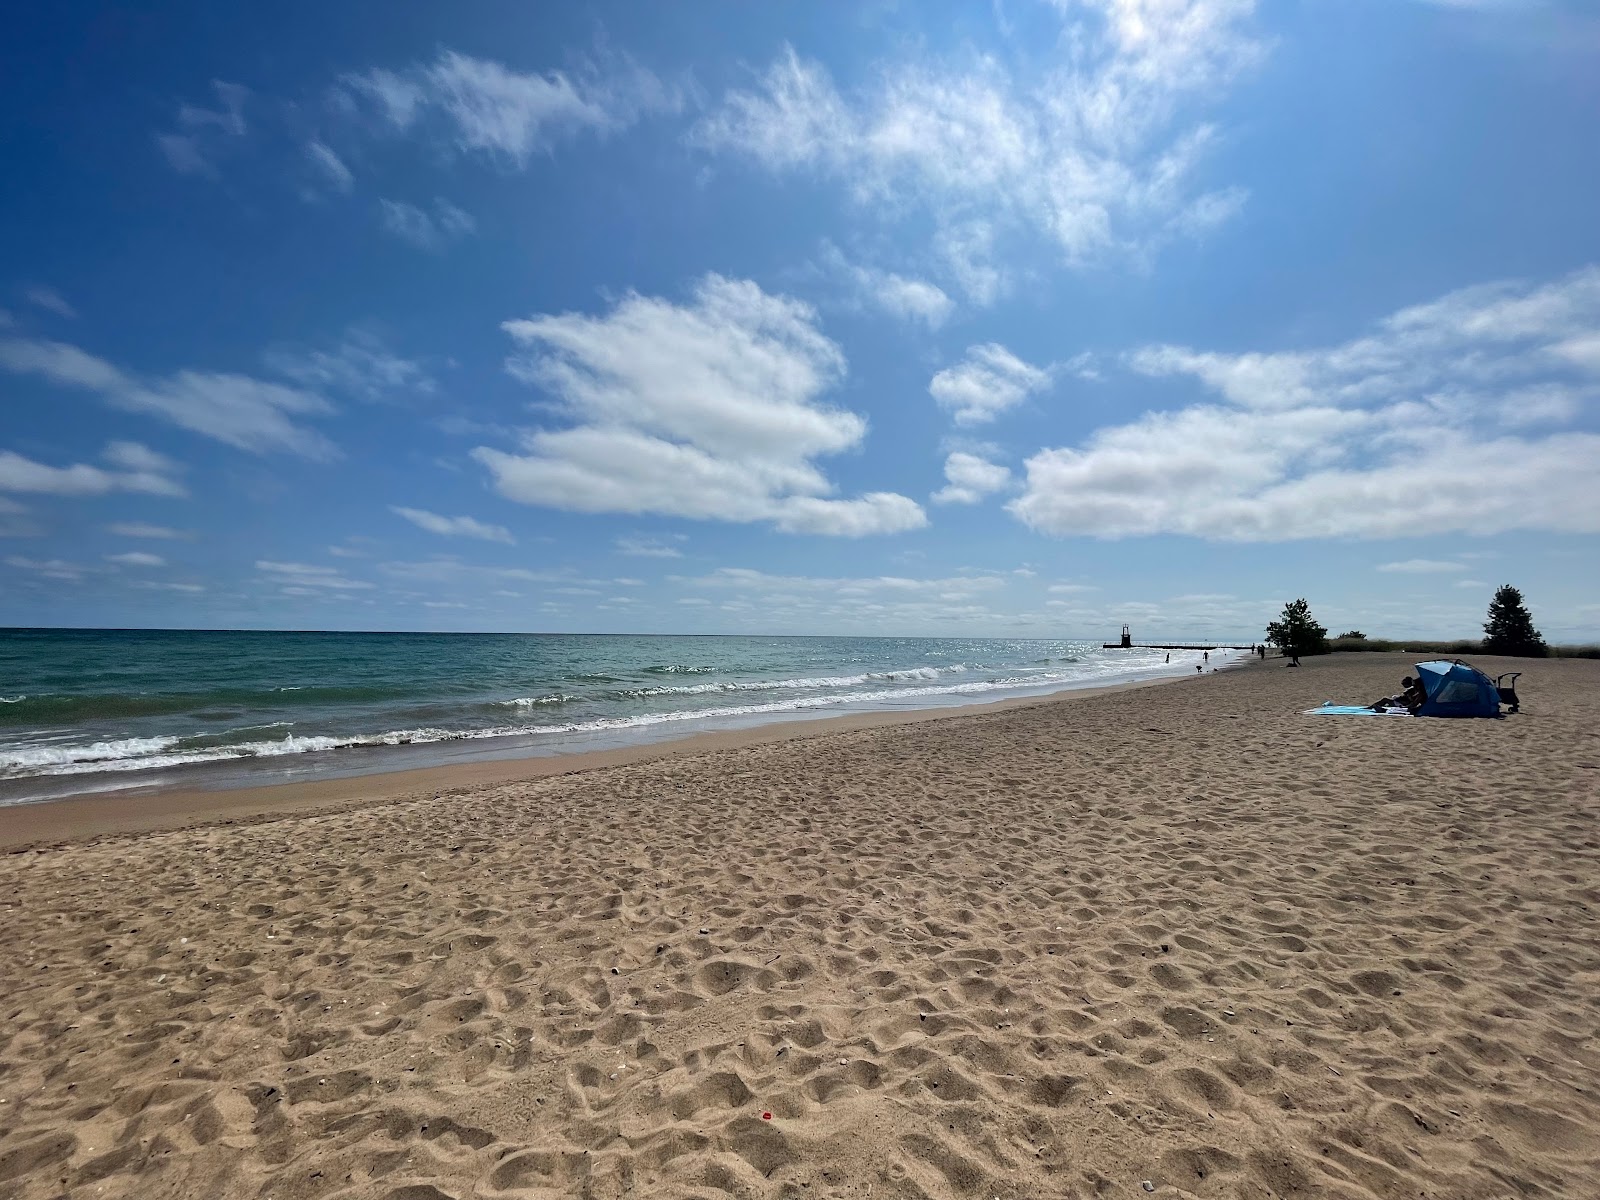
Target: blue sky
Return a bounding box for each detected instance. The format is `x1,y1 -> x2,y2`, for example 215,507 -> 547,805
2,0 -> 1598,640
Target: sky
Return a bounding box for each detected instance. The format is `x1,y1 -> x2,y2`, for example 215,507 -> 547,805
2,0 -> 1598,642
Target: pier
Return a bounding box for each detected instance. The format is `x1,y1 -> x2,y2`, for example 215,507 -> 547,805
1102,624 -> 1259,651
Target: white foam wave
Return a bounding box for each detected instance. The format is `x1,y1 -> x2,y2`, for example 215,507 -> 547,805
1,735 -> 186,772
499,695 -> 573,707
0,649 -> 1247,781
0,695 -> 24,703
620,664 -> 969,699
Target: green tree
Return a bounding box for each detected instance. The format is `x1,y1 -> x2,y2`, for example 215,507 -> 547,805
1481,585 -> 1547,657
1265,598 -> 1330,656
1337,630 -> 1366,640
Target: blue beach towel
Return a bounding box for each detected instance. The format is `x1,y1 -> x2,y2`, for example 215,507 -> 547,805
1305,703 -> 1415,717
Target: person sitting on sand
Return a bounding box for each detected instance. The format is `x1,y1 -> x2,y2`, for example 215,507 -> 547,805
1370,676 -> 1426,713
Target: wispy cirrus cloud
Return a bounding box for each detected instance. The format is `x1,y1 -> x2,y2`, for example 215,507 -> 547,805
157,80 -> 249,177
305,140 -> 354,193
263,329 -> 434,400
1377,559 -> 1467,573
816,242 -> 953,329
0,336 -> 337,459
616,533 -> 687,558
256,560 -> 374,591
694,2 -> 1260,292
1011,266 -> 1600,541
24,286 -> 75,319
108,522 -> 192,539
0,442 -> 185,498
391,506 -> 515,544
343,49 -> 681,166
474,274 -> 926,537
378,198 -> 475,251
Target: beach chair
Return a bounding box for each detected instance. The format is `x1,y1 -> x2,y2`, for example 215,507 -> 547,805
1495,672 -> 1521,714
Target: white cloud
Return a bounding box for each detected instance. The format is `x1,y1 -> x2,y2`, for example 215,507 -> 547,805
687,566 -> 1007,598
475,274 -> 926,536
344,49 -> 679,166
930,343 -> 1051,425
108,522 -> 191,539
256,561 -> 374,590
391,506 -> 515,544
615,533 -> 686,557
136,581 -> 205,593
379,197 -> 476,251
0,443 -> 185,498
818,243 -> 953,328
25,286 -> 75,319
1048,582 -> 1098,594
4,556 -> 91,581
158,81 -> 248,177
0,336 -> 336,458
695,7 -> 1259,282
264,329 -> 433,399
106,551 -> 165,567
306,140 -> 354,192
1376,559 -> 1467,573
103,441 -> 179,474
1013,266 -> 1600,540
1455,578 -> 1489,588
932,451 -> 1012,504
773,492 -> 928,536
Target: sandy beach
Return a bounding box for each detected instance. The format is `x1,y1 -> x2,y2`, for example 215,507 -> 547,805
2,650 -> 1597,1199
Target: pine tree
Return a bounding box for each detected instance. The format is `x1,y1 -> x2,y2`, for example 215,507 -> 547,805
1265,598 -> 1329,657
1481,585 -> 1547,657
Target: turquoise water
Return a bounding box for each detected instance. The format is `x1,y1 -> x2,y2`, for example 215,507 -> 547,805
0,629 -> 1225,801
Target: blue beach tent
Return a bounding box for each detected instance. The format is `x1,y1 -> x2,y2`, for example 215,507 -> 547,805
1412,660 -> 1501,718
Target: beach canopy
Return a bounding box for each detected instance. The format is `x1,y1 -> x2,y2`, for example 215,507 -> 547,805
1412,659 -> 1501,718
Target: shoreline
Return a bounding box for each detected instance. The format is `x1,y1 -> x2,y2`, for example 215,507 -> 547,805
0,666 -> 1223,850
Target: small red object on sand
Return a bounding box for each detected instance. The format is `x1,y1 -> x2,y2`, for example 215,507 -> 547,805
762,1112 -> 772,1120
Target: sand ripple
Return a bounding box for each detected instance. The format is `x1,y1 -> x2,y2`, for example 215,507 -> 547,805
1,653 -> 1597,1198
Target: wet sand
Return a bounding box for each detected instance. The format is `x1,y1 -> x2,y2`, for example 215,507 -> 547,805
1,652 -> 1596,1198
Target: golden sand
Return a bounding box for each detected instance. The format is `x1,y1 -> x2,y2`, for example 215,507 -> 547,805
1,652 -> 1596,1199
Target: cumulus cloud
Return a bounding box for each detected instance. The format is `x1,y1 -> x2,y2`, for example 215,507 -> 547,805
391,505 -> 515,544
0,443 -> 185,498
379,197 -> 475,251
694,5 -> 1260,286
474,274 -> 926,536
932,451 -> 1012,504
344,49 -> 680,166
1011,266 -> 1600,540
0,336 -> 336,458
930,343 -> 1051,425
